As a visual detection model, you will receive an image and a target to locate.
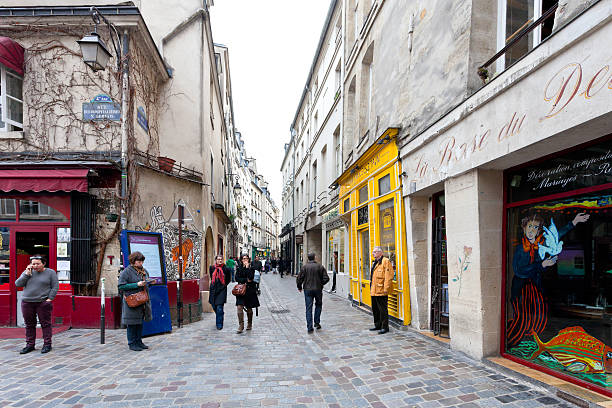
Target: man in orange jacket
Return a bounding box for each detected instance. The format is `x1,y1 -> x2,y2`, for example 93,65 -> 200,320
369,247 -> 394,334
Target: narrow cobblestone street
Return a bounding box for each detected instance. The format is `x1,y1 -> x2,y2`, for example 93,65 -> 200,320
0,274 -> 573,408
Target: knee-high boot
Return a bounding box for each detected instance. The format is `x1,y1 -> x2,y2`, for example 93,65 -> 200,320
246,308 -> 253,331
236,306 -> 244,334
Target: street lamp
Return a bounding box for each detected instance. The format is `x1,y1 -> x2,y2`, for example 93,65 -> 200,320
77,7 -> 122,71
225,173 -> 242,191
78,6 -> 128,230
77,32 -> 111,72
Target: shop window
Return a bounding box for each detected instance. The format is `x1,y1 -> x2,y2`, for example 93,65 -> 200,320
0,198 -> 16,220
343,197 -> 350,213
357,205 -> 368,225
359,185 -> 368,204
327,228 -> 345,274
505,191 -> 612,388
360,229 -> 370,280
0,227 -> 9,285
19,200 -> 68,222
378,199 -> 396,279
378,174 -> 391,196
0,66 -> 23,132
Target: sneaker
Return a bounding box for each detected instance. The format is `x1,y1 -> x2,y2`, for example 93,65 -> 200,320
307,328 -> 314,333
315,323 -> 321,330
20,346 -> 35,354
41,345 -> 52,354
137,343 -> 149,349
129,345 -> 143,351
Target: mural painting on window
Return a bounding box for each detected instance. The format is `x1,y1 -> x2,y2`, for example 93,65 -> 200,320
505,138 -> 612,390
137,205 -> 202,281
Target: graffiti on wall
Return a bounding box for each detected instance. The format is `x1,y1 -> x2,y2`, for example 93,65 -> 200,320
137,205 -> 202,281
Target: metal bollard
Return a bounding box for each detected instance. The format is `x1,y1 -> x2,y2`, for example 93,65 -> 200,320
100,277 -> 105,344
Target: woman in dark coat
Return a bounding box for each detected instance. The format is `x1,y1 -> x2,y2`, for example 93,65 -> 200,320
235,254 -> 260,333
209,255 -> 231,330
118,251 -> 152,351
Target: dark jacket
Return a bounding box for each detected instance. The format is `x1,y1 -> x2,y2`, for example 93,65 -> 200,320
118,265 -> 152,325
235,265 -> 260,308
297,260 -> 329,291
252,260 -> 262,272
208,264 -> 231,305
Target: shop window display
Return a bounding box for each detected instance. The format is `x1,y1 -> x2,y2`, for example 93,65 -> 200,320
504,138 -> 612,390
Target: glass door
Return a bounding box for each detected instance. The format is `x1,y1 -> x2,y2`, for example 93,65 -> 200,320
358,228 -> 371,306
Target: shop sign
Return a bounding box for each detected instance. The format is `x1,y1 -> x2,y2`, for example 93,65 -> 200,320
403,20 -> 612,193
323,206 -> 339,222
137,106 -> 148,132
82,94 -> 121,121
339,129 -> 399,196
507,139 -> 612,203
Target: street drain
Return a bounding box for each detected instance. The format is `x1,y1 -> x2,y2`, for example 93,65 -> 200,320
269,309 -> 290,314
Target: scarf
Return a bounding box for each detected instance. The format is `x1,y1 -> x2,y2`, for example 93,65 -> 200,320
522,235 -> 543,263
212,264 -> 225,285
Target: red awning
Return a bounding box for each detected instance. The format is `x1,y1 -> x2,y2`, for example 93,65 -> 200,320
0,37 -> 25,76
0,169 -> 89,193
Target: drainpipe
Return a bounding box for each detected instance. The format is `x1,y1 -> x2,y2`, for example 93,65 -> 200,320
120,30 -> 129,230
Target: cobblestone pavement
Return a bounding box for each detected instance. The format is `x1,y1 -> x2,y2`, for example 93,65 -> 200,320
0,274 -> 573,408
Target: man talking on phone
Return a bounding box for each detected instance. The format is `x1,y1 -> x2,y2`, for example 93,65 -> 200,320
15,255 -> 59,354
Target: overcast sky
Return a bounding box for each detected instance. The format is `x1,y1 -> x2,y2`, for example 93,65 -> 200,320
209,0 -> 332,207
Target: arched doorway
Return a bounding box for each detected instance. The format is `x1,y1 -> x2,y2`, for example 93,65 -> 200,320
202,227 -> 214,290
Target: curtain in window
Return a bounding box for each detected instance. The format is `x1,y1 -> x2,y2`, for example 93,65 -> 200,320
0,37 -> 24,76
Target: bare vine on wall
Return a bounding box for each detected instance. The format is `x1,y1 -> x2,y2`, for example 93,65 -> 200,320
0,21 -> 164,295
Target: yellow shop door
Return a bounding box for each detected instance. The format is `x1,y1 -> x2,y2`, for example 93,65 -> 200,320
358,228 -> 371,306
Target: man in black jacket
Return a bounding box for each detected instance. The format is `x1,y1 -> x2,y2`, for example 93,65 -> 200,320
297,253 -> 329,333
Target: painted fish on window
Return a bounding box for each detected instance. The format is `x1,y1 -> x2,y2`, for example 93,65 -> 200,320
531,327 -> 612,374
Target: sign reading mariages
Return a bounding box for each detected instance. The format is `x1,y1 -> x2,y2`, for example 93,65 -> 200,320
82,94 -> 121,121
507,139 -> 612,203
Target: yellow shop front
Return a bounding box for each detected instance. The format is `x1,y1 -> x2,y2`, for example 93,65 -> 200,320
336,128 -> 411,325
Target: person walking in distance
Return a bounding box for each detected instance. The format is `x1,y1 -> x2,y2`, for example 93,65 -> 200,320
252,256 -> 263,276
226,256 -> 236,283
297,253 -> 329,333
369,247 -> 394,334
209,255 -> 231,330
15,255 -> 59,354
331,251 -> 338,293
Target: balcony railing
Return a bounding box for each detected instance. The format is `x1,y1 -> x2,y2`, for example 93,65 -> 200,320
478,3 -> 558,82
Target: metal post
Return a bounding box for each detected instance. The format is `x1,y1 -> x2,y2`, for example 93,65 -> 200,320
177,204 -> 184,328
100,277 -> 105,344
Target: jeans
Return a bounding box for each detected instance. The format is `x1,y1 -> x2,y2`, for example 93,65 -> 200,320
304,290 -> 323,330
126,324 -> 143,346
214,304 -> 224,328
230,268 -> 235,282
22,300 -> 53,347
371,296 -> 389,330
331,272 -> 337,291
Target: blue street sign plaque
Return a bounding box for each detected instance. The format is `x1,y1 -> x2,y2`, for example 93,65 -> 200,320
83,94 -> 121,121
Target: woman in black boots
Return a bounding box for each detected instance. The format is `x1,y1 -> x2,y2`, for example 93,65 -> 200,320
234,254 -> 260,333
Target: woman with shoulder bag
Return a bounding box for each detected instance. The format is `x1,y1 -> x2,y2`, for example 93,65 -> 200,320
209,255 -> 231,330
234,254 -> 260,333
118,251 -> 153,351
